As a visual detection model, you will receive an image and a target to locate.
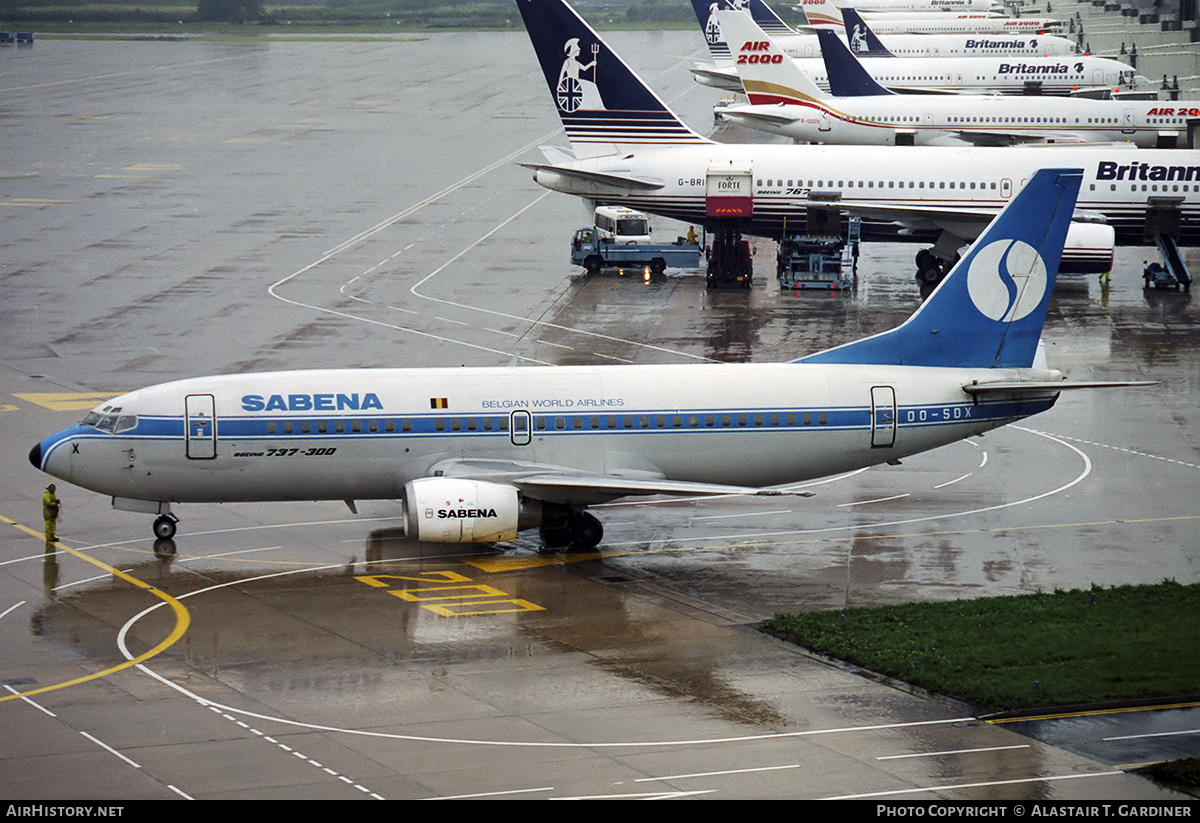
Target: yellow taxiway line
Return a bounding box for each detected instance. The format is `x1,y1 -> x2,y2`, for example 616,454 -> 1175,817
0,514 -> 191,703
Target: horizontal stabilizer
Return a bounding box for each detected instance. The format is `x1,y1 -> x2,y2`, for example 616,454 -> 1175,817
719,107 -> 804,128
962,379 -> 1158,395
691,62 -> 743,91
518,162 -> 665,191
538,145 -> 577,164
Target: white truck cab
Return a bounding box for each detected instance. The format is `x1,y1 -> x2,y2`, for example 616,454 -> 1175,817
593,206 -> 651,244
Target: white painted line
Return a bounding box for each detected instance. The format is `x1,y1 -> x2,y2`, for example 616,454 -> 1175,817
876,744 -> 1029,761
694,509 -> 794,521
838,494 -> 910,508
635,763 -> 801,781
824,770 -> 1124,800
80,731 -> 141,768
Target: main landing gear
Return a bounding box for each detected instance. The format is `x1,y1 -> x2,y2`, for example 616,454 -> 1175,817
915,248 -> 953,286
538,510 -> 604,552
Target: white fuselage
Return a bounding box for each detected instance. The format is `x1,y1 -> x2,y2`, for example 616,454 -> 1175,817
36,364 -> 1058,506
763,30 -> 1077,59
833,0 -> 999,12
532,143 -> 1200,246
719,97 -> 1199,148
805,13 -> 1062,34
697,53 -> 1144,94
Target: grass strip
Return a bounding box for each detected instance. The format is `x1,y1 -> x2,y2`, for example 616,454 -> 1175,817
766,580 -> 1200,712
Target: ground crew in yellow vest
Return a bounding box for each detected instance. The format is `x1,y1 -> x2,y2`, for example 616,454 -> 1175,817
42,484 -> 60,542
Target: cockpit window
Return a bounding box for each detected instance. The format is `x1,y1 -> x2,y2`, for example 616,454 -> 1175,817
615,218 -> 649,236
80,408 -> 135,434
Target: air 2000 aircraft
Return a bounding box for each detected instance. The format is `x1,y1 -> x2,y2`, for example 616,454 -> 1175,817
692,0 -> 1076,63
691,2 -> 1141,94
717,13 -> 1195,148
32,167 -> 1135,548
517,0 -> 1197,278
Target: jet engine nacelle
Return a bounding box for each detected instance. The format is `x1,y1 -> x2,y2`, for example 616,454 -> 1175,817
1062,220 -> 1116,275
404,478 -> 533,543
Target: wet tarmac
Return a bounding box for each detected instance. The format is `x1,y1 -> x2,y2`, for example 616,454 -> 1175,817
1,24 -> 1198,800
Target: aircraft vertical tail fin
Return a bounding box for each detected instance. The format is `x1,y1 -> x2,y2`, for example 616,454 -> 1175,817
717,10 -> 830,105
517,0 -> 710,158
815,29 -> 895,97
691,0 -> 744,63
794,0 -> 845,28
798,169 -> 1083,369
840,9 -> 894,57
748,0 -> 796,35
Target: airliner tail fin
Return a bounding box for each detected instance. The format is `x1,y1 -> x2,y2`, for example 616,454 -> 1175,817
717,10 -> 830,104
518,0 -> 709,158
748,0 -> 796,35
816,29 -> 895,97
841,8 -> 894,57
799,168 -> 1083,369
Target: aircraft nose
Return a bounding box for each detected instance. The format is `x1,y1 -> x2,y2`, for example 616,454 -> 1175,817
29,441 -> 41,470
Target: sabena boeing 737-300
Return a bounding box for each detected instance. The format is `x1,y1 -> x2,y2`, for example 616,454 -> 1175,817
716,11 -> 1198,148
690,0 -> 1141,93
30,167 -> 1147,548
515,0 -> 1195,280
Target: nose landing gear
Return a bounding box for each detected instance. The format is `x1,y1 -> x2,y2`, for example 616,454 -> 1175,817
153,514 -> 178,540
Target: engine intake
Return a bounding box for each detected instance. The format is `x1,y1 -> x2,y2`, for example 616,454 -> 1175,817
404,477 -> 543,543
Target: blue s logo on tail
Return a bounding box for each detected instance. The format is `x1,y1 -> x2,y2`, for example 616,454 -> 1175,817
800,169 -> 1083,369
966,239 -> 1048,323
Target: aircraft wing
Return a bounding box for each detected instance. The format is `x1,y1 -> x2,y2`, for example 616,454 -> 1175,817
949,130 -> 1097,147
517,162 -> 666,191
429,458 -> 808,505
952,130 -> 1052,147
825,199 -> 999,234
691,62 -> 743,92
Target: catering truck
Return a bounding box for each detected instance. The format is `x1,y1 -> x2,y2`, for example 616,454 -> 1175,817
570,207 -> 701,275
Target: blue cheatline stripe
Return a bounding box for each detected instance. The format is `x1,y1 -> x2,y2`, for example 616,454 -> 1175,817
49,397 -> 1051,453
